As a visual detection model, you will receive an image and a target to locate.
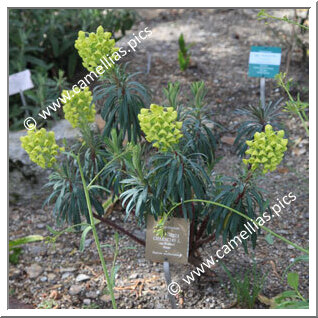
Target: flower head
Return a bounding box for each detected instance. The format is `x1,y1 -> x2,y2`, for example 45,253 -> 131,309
243,124 -> 288,174
61,87 -> 96,128
20,128 -> 64,169
74,25 -> 119,72
138,104 -> 183,152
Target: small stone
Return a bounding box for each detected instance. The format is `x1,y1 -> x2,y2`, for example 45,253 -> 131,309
40,276 -> 47,282
100,294 -> 111,303
60,267 -> 76,272
100,294 -> 120,302
28,245 -> 46,255
83,299 -> 91,306
26,264 -> 43,278
69,285 -> 82,296
47,273 -> 56,281
62,272 -> 72,280
84,239 -> 93,247
206,287 -> 213,293
36,223 -> 45,229
276,229 -> 289,235
76,274 -> 90,282
221,136 -> 236,145
129,273 -> 139,279
86,291 -> 97,298
187,291 -> 194,298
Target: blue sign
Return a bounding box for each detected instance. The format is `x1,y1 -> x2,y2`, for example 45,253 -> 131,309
248,46 -> 282,78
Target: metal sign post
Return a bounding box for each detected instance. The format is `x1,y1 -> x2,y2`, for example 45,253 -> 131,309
9,69 -> 34,117
248,46 -> 282,108
260,77 -> 265,108
145,216 -> 189,309
19,89 -> 29,116
163,260 -> 177,309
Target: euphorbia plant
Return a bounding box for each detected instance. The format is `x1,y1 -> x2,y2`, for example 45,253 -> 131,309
145,120 -> 290,260
18,24 -> 309,305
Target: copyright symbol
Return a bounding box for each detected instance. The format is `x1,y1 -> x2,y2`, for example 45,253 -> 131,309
24,117 -> 37,131
167,281 -> 181,296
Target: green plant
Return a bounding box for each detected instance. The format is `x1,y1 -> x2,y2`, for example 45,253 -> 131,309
282,254 -> 309,280
257,9 -> 309,72
259,269 -> 309,309
83,302 -> 100,309
98,129 -> 129,198
75,149 -> 134,309
163,82 -> 181,109
75,25 -> 119,72
243,125 -> 288,174
234,98 -> 284,156
276,72 -> 309,136
61,86 -> 96,128
178,34 -> 192,71
99,232 -> 135,289
9,235 -> 49,268
20,128 -> 64,168
180,81 -> 219,169
93,63 -> 151,143
18,23 -> 309,298
42,156 -> 106,226
162,81 -> 219,169
138,104 -> 183,151
221,259 -> 268,308
9,248 -> 22,265
271,254 -> 309,309
257,9 -> 309,30
37,299 -> 57,309
154,122 -> 307,256
121,107 -> 292,261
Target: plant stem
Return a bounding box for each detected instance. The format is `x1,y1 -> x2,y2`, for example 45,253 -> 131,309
77,154 -> 117,309
296,289 -> 306,302
301,109 -> 308,122
47,222 -> 90,242
281,82 -> 309,136
167,199 -> 309,255
258,10 -> 309,30
87,150 -> 128,189
93,212 -> 145,246
296,109 -> 309,136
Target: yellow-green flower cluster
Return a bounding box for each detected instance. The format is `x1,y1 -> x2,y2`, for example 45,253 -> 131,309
61,87 -> 96,128
138,104 -> 183,151
20,128 -> 64,169
74,25 -> 119,72
243,125 -> 288,174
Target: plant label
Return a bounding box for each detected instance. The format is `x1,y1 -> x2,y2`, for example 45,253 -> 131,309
248,46 -> 281,78
9,69 -> 34,96
145,215 -> 190,264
